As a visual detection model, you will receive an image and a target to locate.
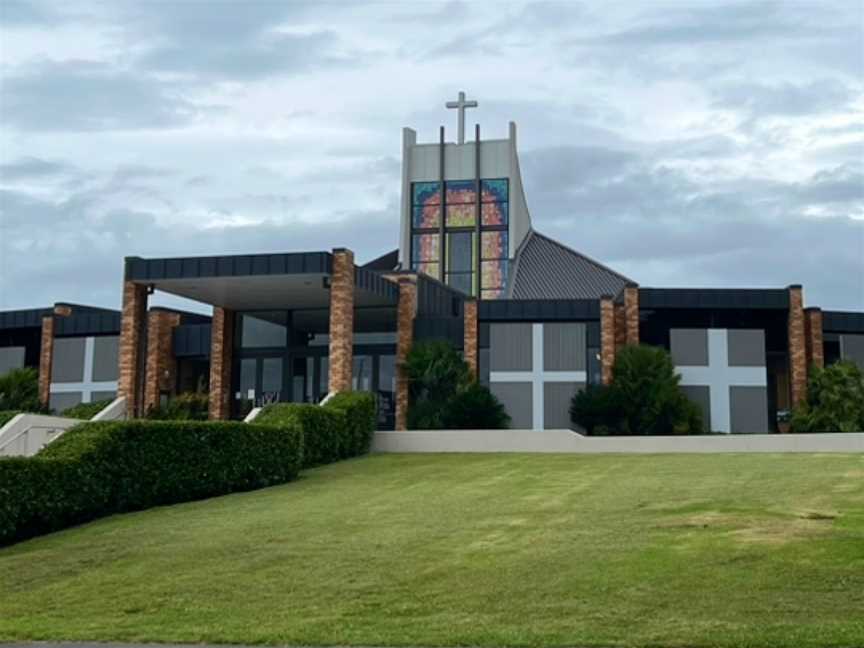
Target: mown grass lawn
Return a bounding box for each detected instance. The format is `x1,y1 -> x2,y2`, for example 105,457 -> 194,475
1,453 -> 864,648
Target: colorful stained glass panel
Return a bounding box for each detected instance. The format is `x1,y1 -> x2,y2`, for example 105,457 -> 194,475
481,231 -> 508,260
412,261 -> 440,278
481,201 -> 508,226
446,203 -> 476,227
445,180 -> 476,204
481,179 -> 508,203
412,182 -> 441,205
412,204 -> 440,229
481,259 -> 509,290
481,288 -> 504,300
411,233 -> 440,265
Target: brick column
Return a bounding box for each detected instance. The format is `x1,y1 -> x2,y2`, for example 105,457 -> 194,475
600,295 -> 616,385
395,278 -> 417,430
788,284 -> 807,408
328,248 -> 355,393
463,299 -> 478,378
613,304 -> 626,353
118,281 -> 148,418
804,307 -> 824,372
624,283 -> 640,346
144,309 -> 182,414
38,314 -> 55,409
208,307 -> 234,420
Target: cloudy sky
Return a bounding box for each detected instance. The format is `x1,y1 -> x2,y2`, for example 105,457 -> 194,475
0,0 -> 862,313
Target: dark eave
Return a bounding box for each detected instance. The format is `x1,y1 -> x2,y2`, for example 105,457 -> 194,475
823,310 -> 864,334
479,298 -> 600,321
639,288 -> 790,310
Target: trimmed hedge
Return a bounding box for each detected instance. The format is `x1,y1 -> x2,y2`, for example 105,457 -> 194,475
61,399 -> 113,420
257,391 -> 377,467
0,420 -> 303,546
0,410 -> 21,428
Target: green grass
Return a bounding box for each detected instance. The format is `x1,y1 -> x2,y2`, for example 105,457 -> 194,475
2,453 -> 864,648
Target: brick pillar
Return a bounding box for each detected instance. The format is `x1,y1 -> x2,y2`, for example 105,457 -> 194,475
600,295 -> 616,385
804,307 -> 824,372
328,248 -> 355,393
38,314 -> 55,409
208,307 -> 234,420
613,304 -> 626,353
144,310 -> 182,414
395,278 -> 417,430
118,281 -> 148,418
463,299 -> 478,378
788,284 -> 807,408
624,283 -> 640,346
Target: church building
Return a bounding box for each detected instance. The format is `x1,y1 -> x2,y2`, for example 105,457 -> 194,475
3,94 -> 863,433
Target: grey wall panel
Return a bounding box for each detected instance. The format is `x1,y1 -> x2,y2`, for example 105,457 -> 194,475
49,391 -> 82,413
841,334 -> 864,371
92,336 -> 119,381
727,329 -> 766,367
544,382 -> 582,430
0,347 -> 26,376
52,337 -> 86,383
670,329 -> 708,366
543,323 -> 586,371
681,385 -> 711,433
490,323 -> 532,371
490,382 -> 532,429
91,390 -> 117,402
730,386 -> 769,433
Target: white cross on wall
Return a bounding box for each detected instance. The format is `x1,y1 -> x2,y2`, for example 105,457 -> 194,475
50,336 -> 117,404
490,323 -> 586,430
445,90 -> 478,145
676,329 -> 767,434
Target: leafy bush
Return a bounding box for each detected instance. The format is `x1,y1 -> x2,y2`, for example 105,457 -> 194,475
0,410 -> 22,428
0,420 -> 303,546
791,361 -> 864,433
405,341 -> 472,429
257,403 -> 343,467
0,367 -> 41,413
405,340 -> 507,430
61,399 -> 113,420
571,345 -> 704,435
443,382 -> 510,429
322,391 -> 377,457
146,392 -> 209,421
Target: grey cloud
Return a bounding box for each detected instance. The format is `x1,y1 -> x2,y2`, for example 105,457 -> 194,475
0,0 -> 54,25
794,165 -> 864,205
0,156 -> 72,179
714,79 -> 856,119
1,61 -> 208,131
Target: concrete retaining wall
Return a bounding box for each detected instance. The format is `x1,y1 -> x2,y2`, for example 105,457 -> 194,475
373,430 -> 864,454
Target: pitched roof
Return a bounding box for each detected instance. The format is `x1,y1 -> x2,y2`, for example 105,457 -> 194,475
363,249 -> 399,272
507,230 -> 634,300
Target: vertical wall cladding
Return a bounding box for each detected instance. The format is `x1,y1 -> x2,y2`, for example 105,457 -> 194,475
208,307 -> 234,420
395,278 -> 418,431
144,310 -> 182,413
787,285 -> 807,407
118,281 -> 148,417
839,335 -> 864,370
671,328 -> 769,433
328,249 -> 355,393
38,315 -> 55,408
488,322 -> 587,430
804,308 -> 824,371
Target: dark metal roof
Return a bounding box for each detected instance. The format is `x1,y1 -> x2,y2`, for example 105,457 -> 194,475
479,298 -> 599,321
125,252 -> 332,281
639,288 -> 789,310
363,249 -> 399,272
823,310 -> 864,334
0,307 -> 52,330
55,312 -> 121,337
354,265 -> 400,303
507,231 -> 633,300
416,274 -> 465,318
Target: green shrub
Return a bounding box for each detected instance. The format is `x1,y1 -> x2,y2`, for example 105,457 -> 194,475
443,382 -> 510,429
791,361 -> 864,433
0,419 -> 303,546
323,391 -> 377,457
257,403 -> 343,467
61,399 -> 113,420
145,392 -> 209,421
570,345 -> 704,435
0,410 -> 22,428
405,341 -> 471,429
0,367 -> 41,413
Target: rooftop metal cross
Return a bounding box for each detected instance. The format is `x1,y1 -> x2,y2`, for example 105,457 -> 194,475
445,91 -> 478,144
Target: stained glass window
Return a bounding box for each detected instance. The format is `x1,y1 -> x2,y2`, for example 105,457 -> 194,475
412,182 -> 441,206
481,201 -> 508,226
445,180 -> 476,204
481,179 -> 508,202
481,231 -> 508,260
413,204 -> 440,228
446,203 -> 475,227
411,233 -> 439,267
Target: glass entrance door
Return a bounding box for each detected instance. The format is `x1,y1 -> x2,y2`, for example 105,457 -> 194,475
235,355 -> 286,416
